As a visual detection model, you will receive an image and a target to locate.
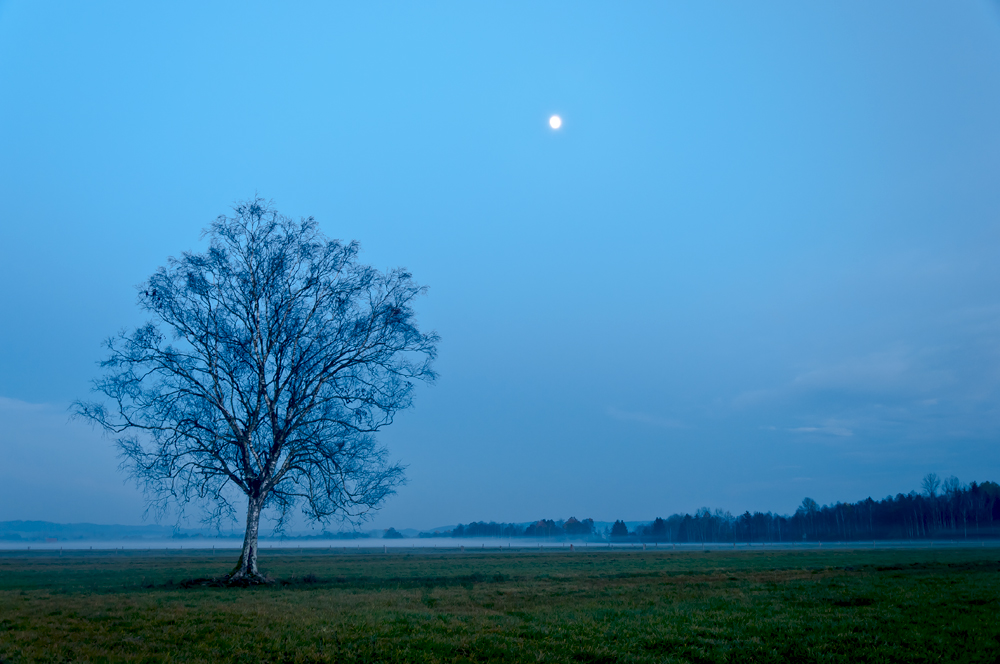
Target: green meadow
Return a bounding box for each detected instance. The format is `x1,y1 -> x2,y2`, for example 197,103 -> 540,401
1,547 -> 998,663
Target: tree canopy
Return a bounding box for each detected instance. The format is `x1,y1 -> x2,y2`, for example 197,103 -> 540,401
78,198 -> 437,581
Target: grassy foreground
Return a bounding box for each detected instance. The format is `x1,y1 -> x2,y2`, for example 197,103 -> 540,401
1,547 -> 998,663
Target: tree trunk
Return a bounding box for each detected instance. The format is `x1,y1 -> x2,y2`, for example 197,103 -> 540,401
230,495 -> 265,582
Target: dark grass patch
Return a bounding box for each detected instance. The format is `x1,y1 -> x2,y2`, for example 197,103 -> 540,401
831,596 -> 875,607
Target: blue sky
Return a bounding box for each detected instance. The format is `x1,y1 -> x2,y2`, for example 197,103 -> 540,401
2,2 -> 1000,531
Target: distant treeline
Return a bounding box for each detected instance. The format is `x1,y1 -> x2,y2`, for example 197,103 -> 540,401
419,518 -> 596,540
417,476 -> 1000,542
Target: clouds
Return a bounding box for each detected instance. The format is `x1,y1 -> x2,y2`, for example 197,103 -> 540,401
605,407 -> 685,430
790,350 -> 926,396
726,237 -> 1000,449
0,396 -> 50,412
737,344 -> 1000,442
788,423 -> 854,438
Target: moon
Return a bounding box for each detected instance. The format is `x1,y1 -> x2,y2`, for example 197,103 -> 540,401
549,115 -> 562,129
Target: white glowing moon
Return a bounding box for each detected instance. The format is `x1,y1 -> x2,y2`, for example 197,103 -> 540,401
549,115 -> 562,129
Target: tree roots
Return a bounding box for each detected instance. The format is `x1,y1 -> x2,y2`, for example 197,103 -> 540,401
180,573 -> 274,588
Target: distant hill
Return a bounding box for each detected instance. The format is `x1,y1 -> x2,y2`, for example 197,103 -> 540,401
0,521 -> 372,542
0,520 -> 183,542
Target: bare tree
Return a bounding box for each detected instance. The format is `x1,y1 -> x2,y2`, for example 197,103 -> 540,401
77,199 -> 437,582
798,497 -> 819,539
922,473 -> 941,498
942,475 -> 961,496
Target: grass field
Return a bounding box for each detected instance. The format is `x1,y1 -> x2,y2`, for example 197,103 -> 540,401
1,546 -> 998,663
